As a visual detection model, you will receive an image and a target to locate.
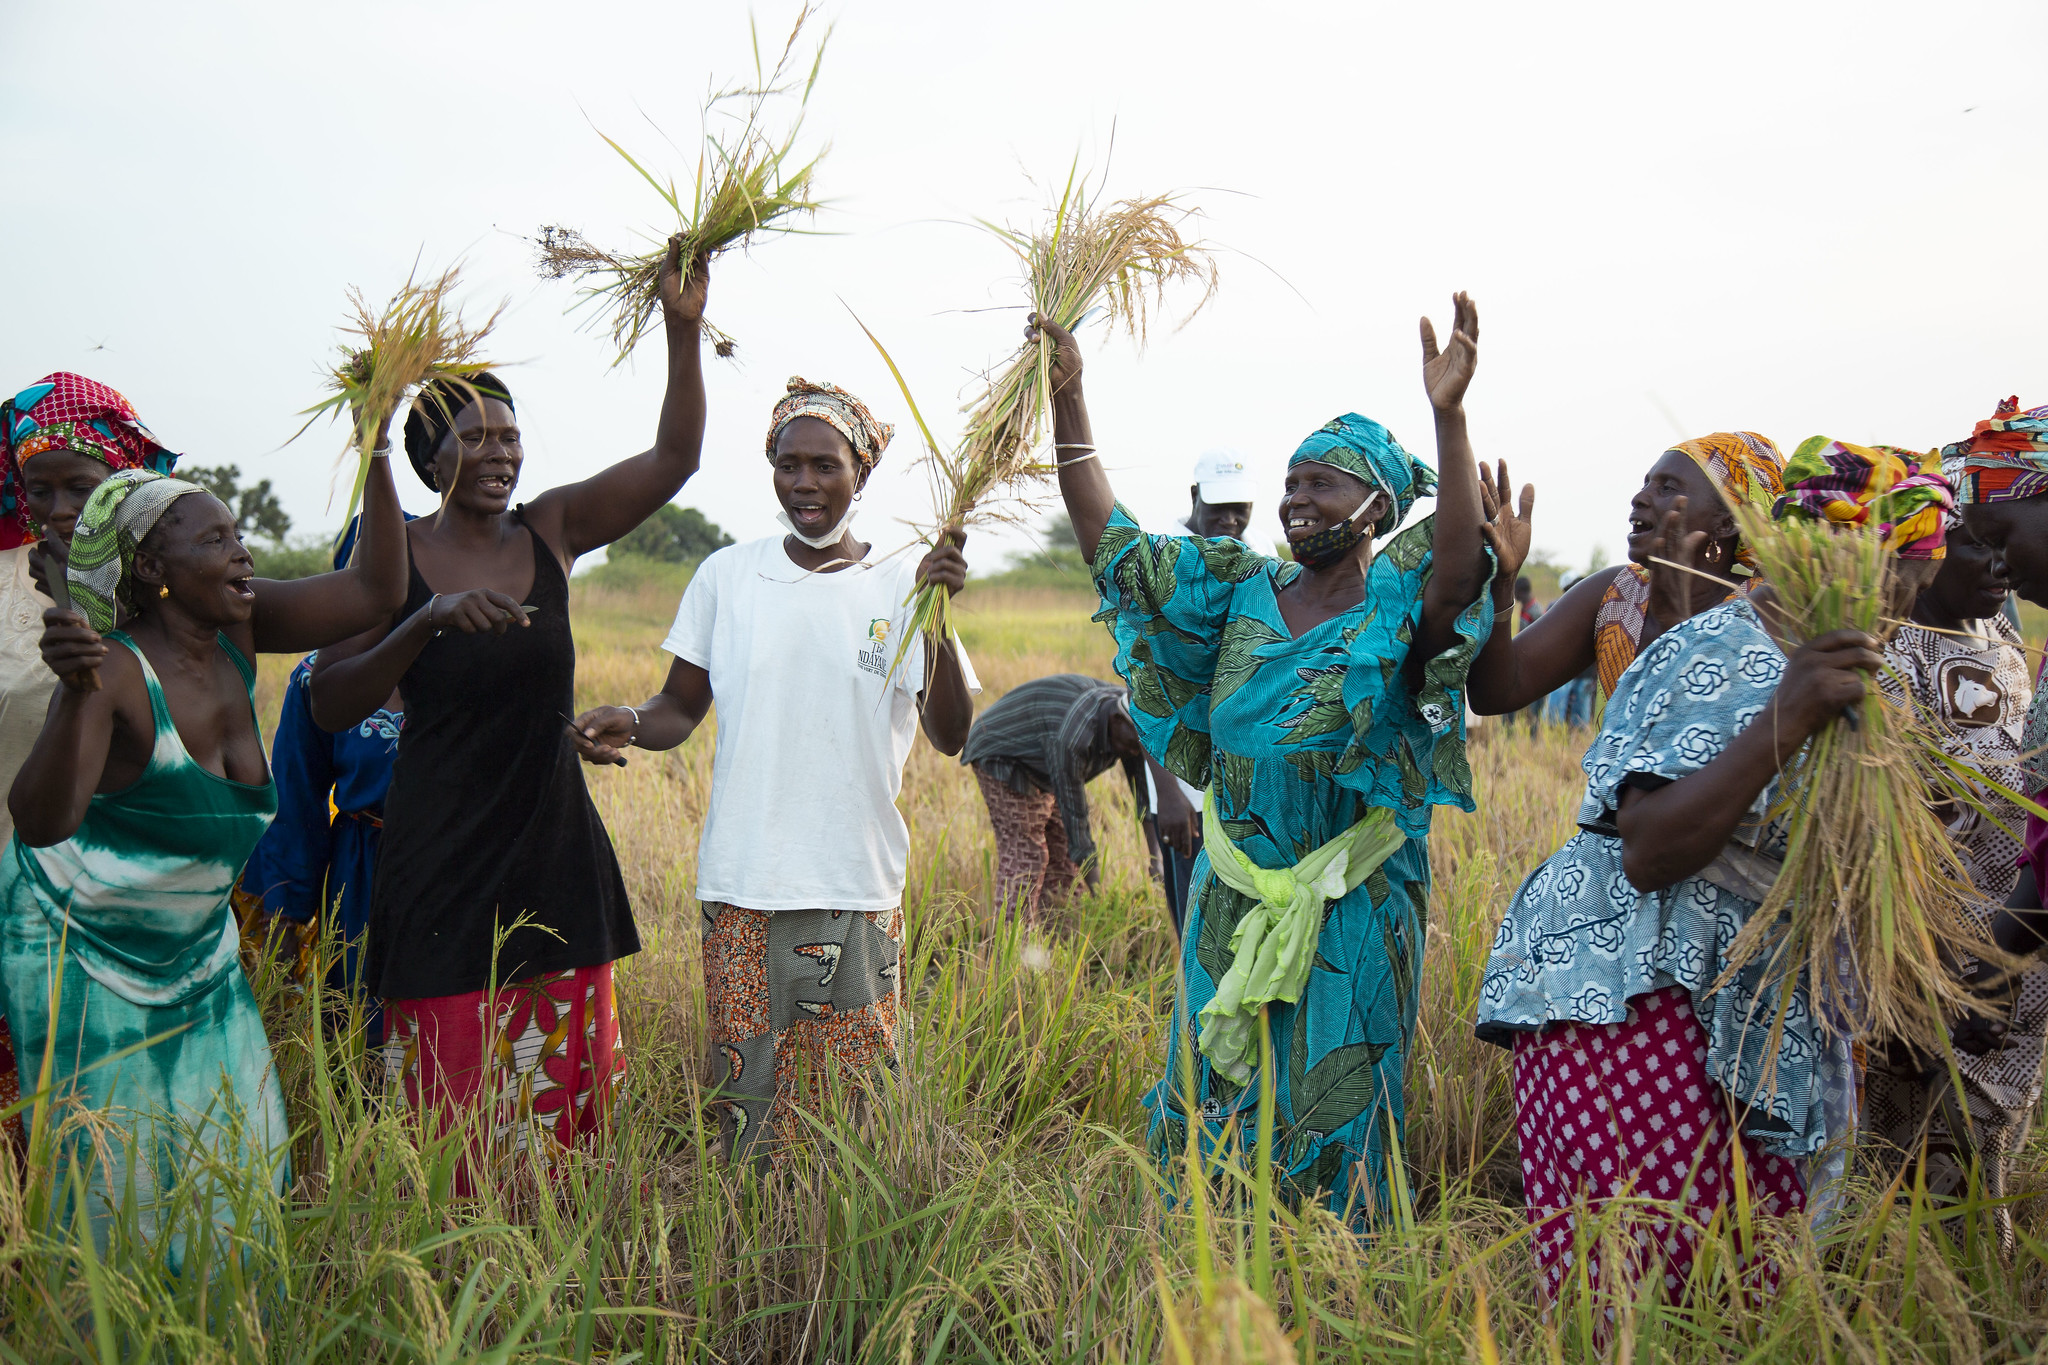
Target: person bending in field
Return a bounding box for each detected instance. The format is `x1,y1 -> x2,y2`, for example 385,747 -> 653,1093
309,239 -> 710,1190
4,395 -> 407,1261
1861,504 -> 2043,1257
1476,441 -> 1951,1303
569,378 -> 975,1163
0,373 -> 184,1152
959,673 -> 1152,923
1468,431 -> 1787,728
1043,292 -> 1496,1222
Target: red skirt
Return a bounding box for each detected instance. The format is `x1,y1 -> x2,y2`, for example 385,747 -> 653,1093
382,964 -> 621,1194
1511,985 -> 1805,1302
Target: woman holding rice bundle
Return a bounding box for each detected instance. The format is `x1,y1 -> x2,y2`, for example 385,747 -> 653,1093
0,373 -> 183,1149
1036,294 -> 1496,1218
2,402 -> 407,1254
309,239 -> 710,1184
1467,432 -> 1786,720
1476,439 -> 1952,1301
569,378 -> 974,1161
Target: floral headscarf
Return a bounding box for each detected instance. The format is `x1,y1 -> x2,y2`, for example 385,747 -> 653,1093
1667,431 -> 1786,571
0,373 -> 179,552
1940,396 -> 2048,505
66,469 -> 208,631
1774,437 -> 1953,559
1288,413 -> 1436,536
765,378 -> 893,470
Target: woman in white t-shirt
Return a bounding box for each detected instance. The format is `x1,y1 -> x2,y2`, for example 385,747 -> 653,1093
570,377 -> 973,1159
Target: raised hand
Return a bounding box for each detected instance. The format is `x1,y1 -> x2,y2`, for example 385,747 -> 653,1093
1646,499 -> 1710,627
659,235 -> 710,327
1420,291 -> 1479,413
916,528 -> 969,599
1773,628 -> 1884,742
1477,459 -> 1535,583
1025,313 -> 1084,397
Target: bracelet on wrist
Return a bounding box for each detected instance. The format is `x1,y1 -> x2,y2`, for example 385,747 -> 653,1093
624,705 -> 642,746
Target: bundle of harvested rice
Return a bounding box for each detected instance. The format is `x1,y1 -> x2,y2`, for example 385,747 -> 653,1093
298,265 -> 501,546
535,7 -> 828,365
861,166 -> 1216,668
1719,500 -> 2016,1049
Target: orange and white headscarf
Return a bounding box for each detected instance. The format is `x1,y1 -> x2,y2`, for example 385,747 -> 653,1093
765,377 -> 893,469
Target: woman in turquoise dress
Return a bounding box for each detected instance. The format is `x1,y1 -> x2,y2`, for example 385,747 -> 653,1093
1033,296 -> 1497,1217
1,407 -> 406,1260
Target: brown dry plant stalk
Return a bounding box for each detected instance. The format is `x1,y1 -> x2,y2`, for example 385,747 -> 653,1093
1719,506 -> 2015,1051
297,265 -> 503,549
860,165 -> 1217,672
534,6 -> 829,366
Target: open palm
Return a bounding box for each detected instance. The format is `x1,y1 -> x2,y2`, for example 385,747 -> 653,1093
1420,291 -> 1479,412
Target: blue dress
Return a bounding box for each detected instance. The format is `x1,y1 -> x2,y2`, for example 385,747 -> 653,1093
1475,597 -> 1852,1160
236,656 -> 400,1027
1092,504 -> 1490,1216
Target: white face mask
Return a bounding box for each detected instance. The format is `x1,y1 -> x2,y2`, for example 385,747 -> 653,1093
778,504 -> 857,550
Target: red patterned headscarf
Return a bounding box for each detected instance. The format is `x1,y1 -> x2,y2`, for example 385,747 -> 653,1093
1940,396 -> 2048,505
0,373 -> 179,551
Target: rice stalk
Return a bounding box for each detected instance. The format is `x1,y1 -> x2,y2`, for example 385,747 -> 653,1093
863,164 -> 1217,673
534,5 -> 830,365
1719,506 -> 2014,1050
295,264 -> 502,548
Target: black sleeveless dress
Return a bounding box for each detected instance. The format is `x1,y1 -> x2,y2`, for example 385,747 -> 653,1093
365,510 -> 638,1000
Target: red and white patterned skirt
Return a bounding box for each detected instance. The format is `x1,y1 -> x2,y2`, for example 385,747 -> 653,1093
1511,984 -> 1805,1302
382,963 -> 622,1195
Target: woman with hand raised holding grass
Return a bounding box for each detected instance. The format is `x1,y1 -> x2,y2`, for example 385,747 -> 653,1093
1,394 -> 408,1259
1039,294 -> 1496,1220
308,238 -> 710,1186
568,379 -> 975,1162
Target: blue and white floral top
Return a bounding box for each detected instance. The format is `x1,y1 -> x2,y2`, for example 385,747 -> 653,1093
1475,597 -> 1850,1159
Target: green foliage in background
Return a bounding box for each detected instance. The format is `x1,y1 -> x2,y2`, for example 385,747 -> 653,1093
181,464 -> 293,544
607,503 -> 733,564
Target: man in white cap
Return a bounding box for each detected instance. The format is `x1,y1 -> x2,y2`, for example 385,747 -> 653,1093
1169,448 -> 1278,557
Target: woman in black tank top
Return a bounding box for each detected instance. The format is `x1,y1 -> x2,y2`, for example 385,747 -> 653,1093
308,240 -> 710,1183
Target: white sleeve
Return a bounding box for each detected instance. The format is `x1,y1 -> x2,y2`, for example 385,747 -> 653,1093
661,552 -> 722,667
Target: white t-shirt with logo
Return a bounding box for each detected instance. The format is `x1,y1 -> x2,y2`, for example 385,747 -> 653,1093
664,536 -> 952,912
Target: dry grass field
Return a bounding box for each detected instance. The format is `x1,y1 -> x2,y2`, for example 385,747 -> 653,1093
0,569 -> 2043,1363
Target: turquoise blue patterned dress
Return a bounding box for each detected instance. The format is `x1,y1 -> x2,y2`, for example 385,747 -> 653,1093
0,633 -> 283,1261
1475,597 -> 1853,1160
1092,504 -> 1489,1216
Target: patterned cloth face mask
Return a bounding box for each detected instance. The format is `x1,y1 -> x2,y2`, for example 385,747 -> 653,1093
1290,493 -> 1379,569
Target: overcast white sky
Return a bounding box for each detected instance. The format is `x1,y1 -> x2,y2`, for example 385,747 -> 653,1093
4,1 -> 2044,581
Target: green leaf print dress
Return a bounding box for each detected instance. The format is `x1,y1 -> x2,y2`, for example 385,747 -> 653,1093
0,632 -> 284,1261
1093,505 -> 1490,1219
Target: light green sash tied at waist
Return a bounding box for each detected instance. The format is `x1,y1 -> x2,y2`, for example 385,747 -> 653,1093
1195,793 -> 1406,1085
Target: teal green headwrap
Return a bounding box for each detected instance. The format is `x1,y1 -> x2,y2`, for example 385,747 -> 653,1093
1289,414 -> 1437,535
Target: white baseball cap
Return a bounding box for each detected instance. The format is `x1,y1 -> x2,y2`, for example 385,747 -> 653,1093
1191,448 -> 1258,504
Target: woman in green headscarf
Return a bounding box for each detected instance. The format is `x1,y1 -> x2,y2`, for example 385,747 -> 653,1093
1033,295 -> 1497,1219
1,412 -> 406,1260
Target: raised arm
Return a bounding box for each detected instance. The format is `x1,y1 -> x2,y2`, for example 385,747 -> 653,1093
527,240 -> 709,560
1412,292 -> 1493,661
10,609 -> 124,846
246,415 -> 408,655
1029,316 -> 1114,563
913,532 -> 974,756
1613,629 -> 1879,890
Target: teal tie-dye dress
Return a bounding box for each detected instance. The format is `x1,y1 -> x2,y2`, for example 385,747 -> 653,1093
1092,505 -> 1489,1217
0,632 -> 282,1257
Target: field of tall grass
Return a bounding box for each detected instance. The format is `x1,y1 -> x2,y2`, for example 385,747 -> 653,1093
0,571 -> 2043,1362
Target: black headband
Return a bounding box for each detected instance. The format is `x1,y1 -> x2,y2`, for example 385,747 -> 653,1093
402,372 -> 514,491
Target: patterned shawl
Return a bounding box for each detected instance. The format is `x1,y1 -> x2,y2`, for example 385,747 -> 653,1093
0,373 -> 179,552
1289,413 -> 1435,536
1941,396 -> 2048,505
766,377 -> 893,469
67,469 -> 208,631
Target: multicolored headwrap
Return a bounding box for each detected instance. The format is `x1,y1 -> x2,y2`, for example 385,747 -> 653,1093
1773,437 -> 1954,560
1666,432 -> 1786,571
1939,396 -> 2048,505
66,469 -> 209,631
0,373 -> 179,552
1288,413 -> 1436,536
765,378 -> 894,470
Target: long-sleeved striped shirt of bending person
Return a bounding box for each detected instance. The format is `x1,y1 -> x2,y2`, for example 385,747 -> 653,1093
958,674 -> 1144,869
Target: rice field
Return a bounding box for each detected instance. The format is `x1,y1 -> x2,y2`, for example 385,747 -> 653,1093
1,570 -> 2044,1363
